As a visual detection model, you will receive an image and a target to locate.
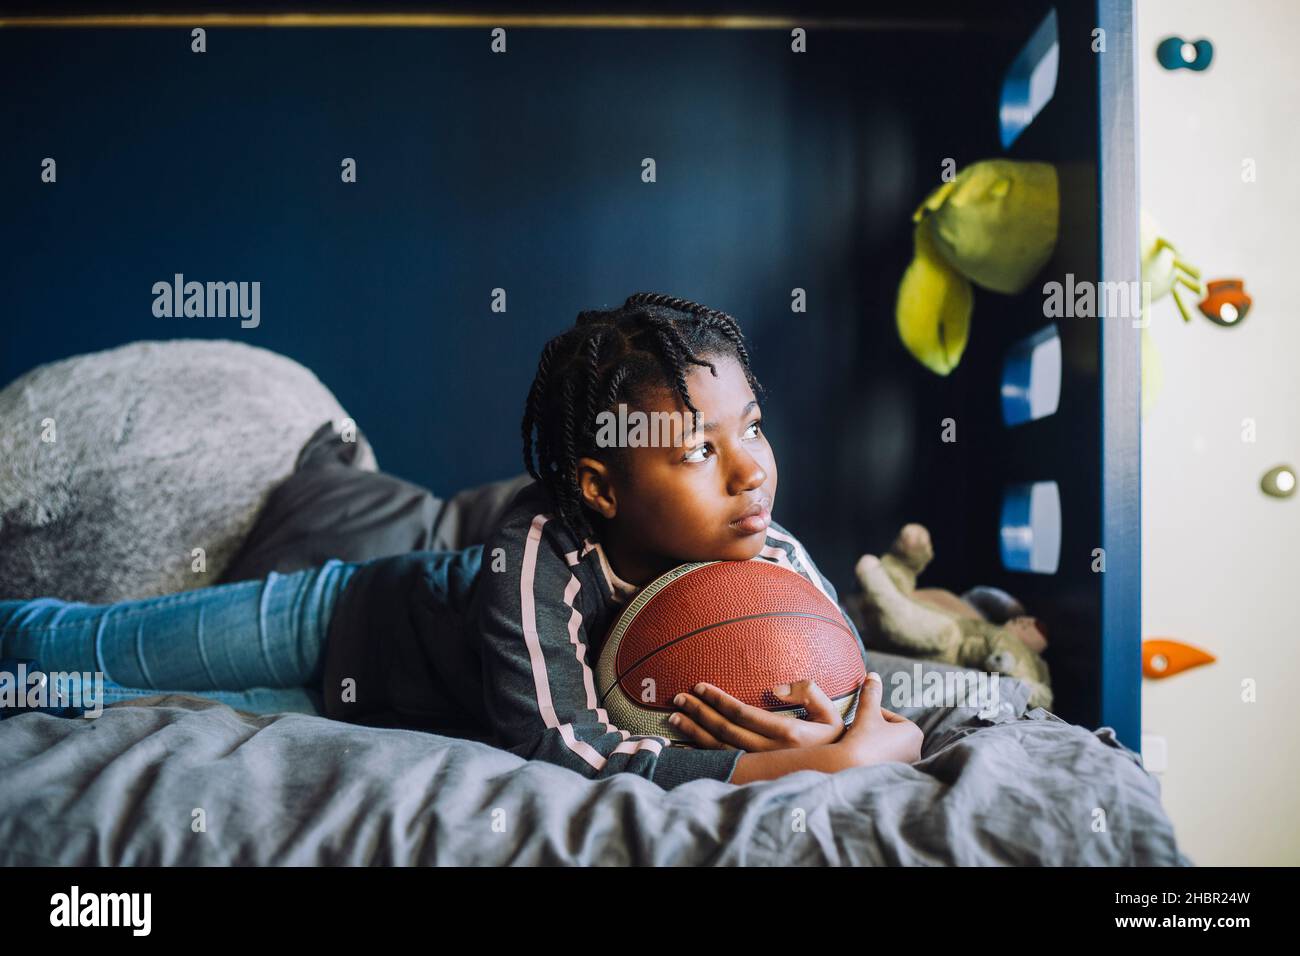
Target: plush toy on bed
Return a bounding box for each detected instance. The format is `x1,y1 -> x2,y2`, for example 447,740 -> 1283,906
848,523 -> 1054,709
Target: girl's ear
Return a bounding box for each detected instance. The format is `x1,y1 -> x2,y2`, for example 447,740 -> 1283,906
575,456 -> 618,519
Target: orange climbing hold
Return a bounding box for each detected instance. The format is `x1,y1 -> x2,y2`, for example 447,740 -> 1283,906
1142,639 -> 1216,679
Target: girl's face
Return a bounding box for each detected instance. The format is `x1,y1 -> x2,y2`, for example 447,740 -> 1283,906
577,353 -> 778,584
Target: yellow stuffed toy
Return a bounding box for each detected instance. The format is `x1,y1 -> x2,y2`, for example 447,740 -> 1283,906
896,159 -> 1059,376
1138,209 -> 1201,417
895,221 -> 973,375
920,159 -> 1059,295
895,160 -> 1198,420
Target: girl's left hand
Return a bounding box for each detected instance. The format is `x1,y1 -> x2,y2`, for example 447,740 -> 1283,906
668,679 -> 847,752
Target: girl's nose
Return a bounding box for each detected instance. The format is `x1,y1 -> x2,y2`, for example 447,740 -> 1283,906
728,449 -> 767,495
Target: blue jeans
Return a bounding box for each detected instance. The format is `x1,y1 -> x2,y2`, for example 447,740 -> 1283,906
0,559 -> 363,715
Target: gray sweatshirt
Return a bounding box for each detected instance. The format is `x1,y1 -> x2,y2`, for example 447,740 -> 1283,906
320,479 -> 866,789
468,480 -> 867,790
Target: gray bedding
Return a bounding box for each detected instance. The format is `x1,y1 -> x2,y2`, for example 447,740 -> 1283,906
0,653 -> 1191,866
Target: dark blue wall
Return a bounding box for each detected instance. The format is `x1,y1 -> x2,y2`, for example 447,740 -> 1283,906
1,23 -> 1020,600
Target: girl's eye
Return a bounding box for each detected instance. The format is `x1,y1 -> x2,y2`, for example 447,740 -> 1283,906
684,421 -> 762,462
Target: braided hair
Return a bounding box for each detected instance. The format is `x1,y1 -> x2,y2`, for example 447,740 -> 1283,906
521,292 -> 765,543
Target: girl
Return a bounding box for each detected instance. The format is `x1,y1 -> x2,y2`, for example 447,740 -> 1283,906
0,293 -> 921,788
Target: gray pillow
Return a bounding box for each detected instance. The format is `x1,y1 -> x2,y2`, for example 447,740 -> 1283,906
0,339 -> 366,602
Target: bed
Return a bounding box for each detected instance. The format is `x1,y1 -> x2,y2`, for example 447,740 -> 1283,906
0,407 -> 1188,865
0,648 -> 1188,865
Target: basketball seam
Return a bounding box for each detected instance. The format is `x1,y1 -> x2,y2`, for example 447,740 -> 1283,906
597,609 -> 856,705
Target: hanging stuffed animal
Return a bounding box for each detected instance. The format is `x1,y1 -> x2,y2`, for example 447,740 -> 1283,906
1138,209 -> 1202,416
895,159 -> 1060,375
895,221 -> 973,375
1140,209 -> 1202,323
895,160 -> 1200,422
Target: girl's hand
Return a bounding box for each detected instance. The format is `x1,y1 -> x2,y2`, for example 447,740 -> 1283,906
837,673 -> 924,766
668,679 -> 847,752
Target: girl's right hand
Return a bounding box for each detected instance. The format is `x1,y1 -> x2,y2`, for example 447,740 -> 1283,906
835,673 -> 924,768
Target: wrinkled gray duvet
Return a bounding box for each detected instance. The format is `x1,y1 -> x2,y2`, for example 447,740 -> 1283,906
0,652 -> 1191,866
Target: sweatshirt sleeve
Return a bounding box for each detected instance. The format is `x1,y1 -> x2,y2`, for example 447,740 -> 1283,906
476,513 -> 742,789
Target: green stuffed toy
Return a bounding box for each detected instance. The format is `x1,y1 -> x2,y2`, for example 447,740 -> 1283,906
847,522 -> 1054,710
894,160 -> 1198,423
896,159 -> 1059,375
895,216 -> 973,375
1137,209 -> 1201,417
919,159 -> 1059,295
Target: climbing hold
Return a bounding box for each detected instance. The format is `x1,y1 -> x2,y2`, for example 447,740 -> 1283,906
1142,639 -> 1216,679
1198,278 -> 1252,327
1261,464 -> 1296,499
1156,36 -> 1214,72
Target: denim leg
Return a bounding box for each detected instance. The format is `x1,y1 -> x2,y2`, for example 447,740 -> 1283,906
0,559 -> 361,693
93,679 -> 324,716
12,671 -> 325,718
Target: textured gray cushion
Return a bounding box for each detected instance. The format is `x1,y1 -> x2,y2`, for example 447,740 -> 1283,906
0,339 -> 372,603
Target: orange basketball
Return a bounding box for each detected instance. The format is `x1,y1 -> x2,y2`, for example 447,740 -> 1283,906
595,560 -> 867,743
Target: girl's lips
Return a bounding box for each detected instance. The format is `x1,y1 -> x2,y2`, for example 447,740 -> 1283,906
730,505 -> 771,535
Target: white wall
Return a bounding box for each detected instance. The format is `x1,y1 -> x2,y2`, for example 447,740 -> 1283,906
1137,0 -> 1300,865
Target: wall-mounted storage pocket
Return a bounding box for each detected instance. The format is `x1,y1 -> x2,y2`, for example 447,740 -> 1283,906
999,7 -> 1060,148
1000,480 -> 1062,574
1002,323 -> 1062,426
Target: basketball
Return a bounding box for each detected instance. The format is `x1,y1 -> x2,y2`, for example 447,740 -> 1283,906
595,560 -> 868,743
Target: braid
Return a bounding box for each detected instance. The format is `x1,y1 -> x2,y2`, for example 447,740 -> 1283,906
520,293 -> 766,542
521,337 -> 562,480
624,292 -> 726,321
582,331 -> 606,447
627,292 -> 762,399
638,314 -> 710,428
